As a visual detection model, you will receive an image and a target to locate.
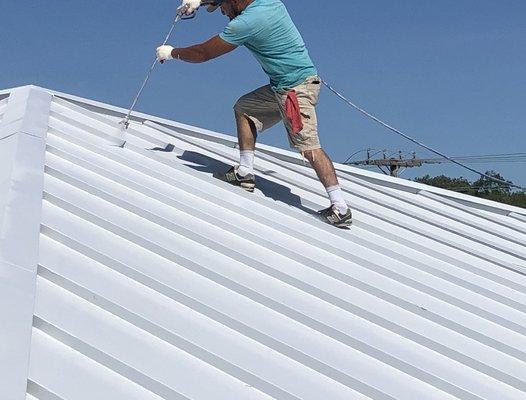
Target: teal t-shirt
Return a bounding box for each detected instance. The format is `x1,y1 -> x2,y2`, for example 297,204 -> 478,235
219,0 -> 318,91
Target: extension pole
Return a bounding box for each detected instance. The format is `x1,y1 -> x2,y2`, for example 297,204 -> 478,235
121,13 -> 183,129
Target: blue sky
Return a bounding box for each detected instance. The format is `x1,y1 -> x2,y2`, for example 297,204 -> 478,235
2,1 -> 525,188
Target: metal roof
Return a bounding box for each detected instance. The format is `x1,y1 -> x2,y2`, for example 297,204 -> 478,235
1,85 -> 525,400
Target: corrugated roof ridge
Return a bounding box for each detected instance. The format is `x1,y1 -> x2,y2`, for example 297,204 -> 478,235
41,147 -> 526,396
43,202 -> 526,396
40,191 -> 398,399
39,230 -> 517,398
32,87 -> 525,217
40,174 -> 525,399
46,105 -> 526,334
45,114 -> 526,297
0,87 -> 523,396
148,117 -> 526,217
36,260 -> 385,400
141,121 -> 526,278
41,98 -> 526,398
27,380 -> 64,400
44,140 -> 526,333
252,150 -> 526,260
49,96 -> 526,284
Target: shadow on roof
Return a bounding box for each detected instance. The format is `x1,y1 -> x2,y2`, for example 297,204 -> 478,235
177,150 -> 315,215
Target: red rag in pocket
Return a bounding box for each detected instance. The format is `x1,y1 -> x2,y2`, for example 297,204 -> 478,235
285,90 -> 303,135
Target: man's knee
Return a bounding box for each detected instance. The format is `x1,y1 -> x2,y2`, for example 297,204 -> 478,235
235,110 -> 258,138
234,108 -> 246,121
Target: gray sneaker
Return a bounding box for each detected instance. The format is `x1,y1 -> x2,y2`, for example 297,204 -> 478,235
318,205 -> 353,228
217,166 -> 256,192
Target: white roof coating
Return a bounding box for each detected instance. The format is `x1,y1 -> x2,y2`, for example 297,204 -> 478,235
0,85 -> 525,400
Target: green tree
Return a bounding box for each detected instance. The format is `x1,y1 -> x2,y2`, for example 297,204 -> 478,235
414,174 -> 474,194
414,171 -> 525,209
472,170 -> 512,195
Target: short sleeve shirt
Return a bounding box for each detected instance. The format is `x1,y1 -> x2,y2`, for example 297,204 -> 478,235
219,0 -> 318,91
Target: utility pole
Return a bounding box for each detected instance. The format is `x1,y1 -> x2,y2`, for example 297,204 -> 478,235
345,149 -> 439,177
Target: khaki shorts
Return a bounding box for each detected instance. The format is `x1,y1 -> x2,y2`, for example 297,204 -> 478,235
234,76 -> 322,152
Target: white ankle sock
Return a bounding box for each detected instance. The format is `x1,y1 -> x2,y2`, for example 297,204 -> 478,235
237,150 -> 255,177
326,185 -> 348,214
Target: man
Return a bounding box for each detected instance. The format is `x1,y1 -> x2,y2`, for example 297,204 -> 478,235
156,0 -> 352,228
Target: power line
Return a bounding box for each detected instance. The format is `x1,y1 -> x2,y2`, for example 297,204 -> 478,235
420,153 -> 526,164
321,79 -> 526,190
345,150 -> 526,163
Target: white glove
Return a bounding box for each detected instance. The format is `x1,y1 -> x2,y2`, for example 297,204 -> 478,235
156,45 -> 174,62
178,0 -> 201,16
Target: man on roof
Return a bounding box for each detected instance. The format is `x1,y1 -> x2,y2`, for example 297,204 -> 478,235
156,0 -> 352,228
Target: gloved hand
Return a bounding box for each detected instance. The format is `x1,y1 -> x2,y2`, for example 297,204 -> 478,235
178,0 -> 201,16
156,45 -> 174,62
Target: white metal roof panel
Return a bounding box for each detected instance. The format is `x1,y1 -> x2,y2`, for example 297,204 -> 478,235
44,87 -> 526,217
0,88 -> 49,400
1,86 -> 525,400
0,97 -> 9,122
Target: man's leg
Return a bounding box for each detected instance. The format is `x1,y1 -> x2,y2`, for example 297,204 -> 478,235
218,85 -> 281,189
276,77 -> 351,224
233,85 -> 282,177
303,149 -> 349,215
302,148 -> 338,187
235,111 -> 257,177
235,110 -> 257,151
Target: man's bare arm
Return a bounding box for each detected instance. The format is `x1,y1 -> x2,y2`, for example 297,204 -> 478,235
172,35 -> 237,63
